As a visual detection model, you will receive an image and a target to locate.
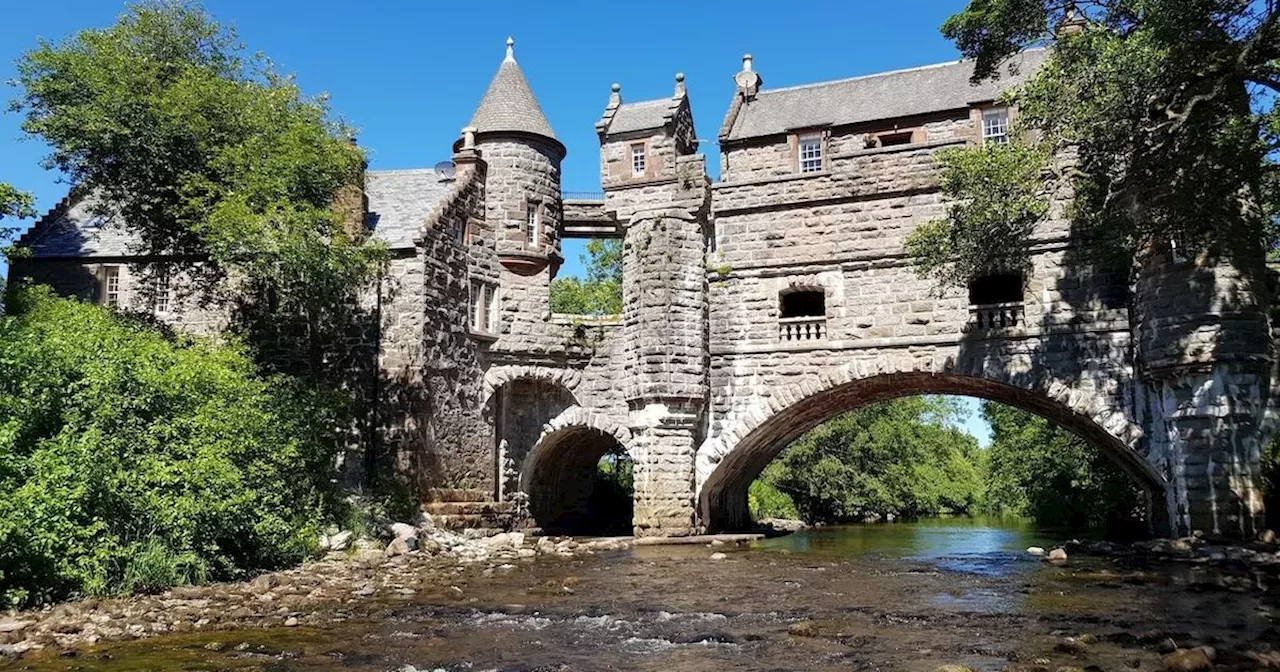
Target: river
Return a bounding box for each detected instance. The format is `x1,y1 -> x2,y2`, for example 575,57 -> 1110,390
6,516 -> 1277,671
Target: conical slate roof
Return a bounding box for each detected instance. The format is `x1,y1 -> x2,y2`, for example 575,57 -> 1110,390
468,38 -> 559,143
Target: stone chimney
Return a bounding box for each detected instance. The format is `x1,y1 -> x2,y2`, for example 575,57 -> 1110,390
1056,3 -> 1086,36
734,53 -> 762,99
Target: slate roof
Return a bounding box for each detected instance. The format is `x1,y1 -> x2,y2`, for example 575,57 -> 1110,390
725,48 -> 1049,141
468,48 -> 559,142
19,168 -> 455,258
607,98 -> 672,135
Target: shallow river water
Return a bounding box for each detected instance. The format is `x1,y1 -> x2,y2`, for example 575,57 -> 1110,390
8,517 -> 1280,671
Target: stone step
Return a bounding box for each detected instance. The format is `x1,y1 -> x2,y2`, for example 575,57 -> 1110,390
426,512 -> 518,532
422,501 -> 515,516
425,488 -> 491,503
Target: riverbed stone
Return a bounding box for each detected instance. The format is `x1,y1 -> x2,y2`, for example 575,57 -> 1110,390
1162,647 -> 1214,672
1048,548 -> 1069,563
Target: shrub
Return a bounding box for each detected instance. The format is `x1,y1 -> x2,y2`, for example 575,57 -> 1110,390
0,287 -> 343,607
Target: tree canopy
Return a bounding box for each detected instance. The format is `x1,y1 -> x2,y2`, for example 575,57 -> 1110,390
911,0 -> 1280,285
9,0 -> 385,382
550,239 -> 622,315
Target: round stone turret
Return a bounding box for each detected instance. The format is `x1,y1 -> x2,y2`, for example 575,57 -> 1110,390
461,37 -> 564,276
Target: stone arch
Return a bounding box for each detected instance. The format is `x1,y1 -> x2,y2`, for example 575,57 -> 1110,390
482,365 -> 582,409
697,364 -> 1168,533
521,406 -> 634,534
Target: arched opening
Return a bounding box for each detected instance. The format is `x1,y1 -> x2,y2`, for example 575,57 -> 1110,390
490,377 -> 577,501
522,426 -> 633,535
700,372 -> 1168,535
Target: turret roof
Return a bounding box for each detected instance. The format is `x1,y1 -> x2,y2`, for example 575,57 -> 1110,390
467,38 -> 559,143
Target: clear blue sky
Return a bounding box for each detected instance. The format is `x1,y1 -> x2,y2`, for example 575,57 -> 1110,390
0,0 -> 993,444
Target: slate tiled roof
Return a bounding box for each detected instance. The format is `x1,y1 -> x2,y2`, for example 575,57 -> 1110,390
19,168 -> 455,258
607,99 -> 672,135
468,51 -> 559,142
726,49 -> 1049,141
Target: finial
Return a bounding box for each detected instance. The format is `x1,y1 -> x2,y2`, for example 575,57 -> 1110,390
673,72 -> 687,98
611,83 -> 621,93
462,125 -> 477,150
675,72 -> 684,83
505,36 -> 515,62
742,53 -> 753,73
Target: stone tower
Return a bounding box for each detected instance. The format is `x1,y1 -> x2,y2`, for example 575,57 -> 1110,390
596,74 -> 711,535
462,37 -> 566,341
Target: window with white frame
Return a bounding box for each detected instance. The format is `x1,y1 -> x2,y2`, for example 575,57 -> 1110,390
153,269 -> 172,314
631,143 -> 646,176
798,133 -> 824,173
982,107 -> 1009,144
526,200 -> 541,247
102,265 -> 121,307
470,280 -> 499,334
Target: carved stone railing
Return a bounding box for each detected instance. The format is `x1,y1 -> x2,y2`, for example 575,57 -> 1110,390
779,316 -> 826,342
967,302 -> 1025,331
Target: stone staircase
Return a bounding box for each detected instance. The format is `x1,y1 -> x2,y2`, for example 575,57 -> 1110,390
422,489 -> 520,532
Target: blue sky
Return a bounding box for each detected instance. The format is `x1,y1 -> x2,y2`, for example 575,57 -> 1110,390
0,0 -> 993,444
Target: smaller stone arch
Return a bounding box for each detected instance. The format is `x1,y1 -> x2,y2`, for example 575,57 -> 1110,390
520,406 -> 634,534
482,365 -> 583,409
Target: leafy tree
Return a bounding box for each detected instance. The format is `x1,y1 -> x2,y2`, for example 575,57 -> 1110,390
551,238 -> 622,315
982,401 -> 1143,530
0,287 -> 343,607
912,0 -> 1280,284
769,397 -> 984,523
9,0 -> 385,382
748,461 -> 800,521
0,183 -> 34,223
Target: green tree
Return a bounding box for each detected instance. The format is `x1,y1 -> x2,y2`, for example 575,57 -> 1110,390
551,238 -> 622,315
769,397 -> 984,523
912,0 -> 1280,284
982,401 -> 1142,530
9,0 -> 385,382
0,287 -> 343,608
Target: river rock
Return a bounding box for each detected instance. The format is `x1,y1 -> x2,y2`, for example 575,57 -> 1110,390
320,530 -> 353,552
710,552 -> 727,561
0,620 -> 32,635
1162,647 -> 1214,672
788,621 -> 818,637
283,616 -> 298,627
1048,548 -> 1069,562
935,665 -> 974,672
1027,546 -> 1046,557
1260,529 -> 1277,544
385,536 -> 418,557
486,532 -> 524,550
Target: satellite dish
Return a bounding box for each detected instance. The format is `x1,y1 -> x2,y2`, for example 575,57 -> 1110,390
434,160 -> 456,182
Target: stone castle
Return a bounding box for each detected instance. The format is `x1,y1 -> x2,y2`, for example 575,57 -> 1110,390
11,39 -> 1279,538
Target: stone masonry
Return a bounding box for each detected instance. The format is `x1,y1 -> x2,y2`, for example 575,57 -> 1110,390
10,41 -> 1278,538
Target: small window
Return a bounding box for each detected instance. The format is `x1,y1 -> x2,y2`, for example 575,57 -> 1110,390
102,266 -> 121,307
471,280 -> 499,334
631,143 -> 646,176
878,131 -> 912,147
798,133 -> 824,173
780,288 -> 825,318
452,216 -> 465,245
982,108 -> 1009,144
526,201 -> 541,247
153,269 -> 172,315
968,273 -> 1023,306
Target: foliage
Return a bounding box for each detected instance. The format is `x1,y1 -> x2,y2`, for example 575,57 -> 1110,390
0,183 -> 35,223
981,401 -> 1143,531
748,462 -> 799,520
551,238 -> 622,315
9,0 -> 386,382
769,397 -> 985,523
906,142 -> 1051,286
922,0 -> 1280,280
0,288 -> 343,608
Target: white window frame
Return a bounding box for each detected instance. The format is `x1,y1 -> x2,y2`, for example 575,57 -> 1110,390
526,200 -> 541,248
486,284 -> 499,333
470,280 -> 499,335
153,269 -> 172,315
798,133 -> 824,173
631,143 -> 646,176
102,265 -> 122,308
982,107 -> 1010,144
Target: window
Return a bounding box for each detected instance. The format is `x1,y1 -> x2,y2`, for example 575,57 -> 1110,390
982,108 -> 1009,144
878,131 -> 913,147
526,201 -> 541,247
798,133 -> 824,173
968,273 -> 1023,306
452,216 -> 465,245
779,287 -> 826,341
631,143 -> 646,176
102,266 -> 121,307
470,280 -> 499,334
153,269 -> 172,315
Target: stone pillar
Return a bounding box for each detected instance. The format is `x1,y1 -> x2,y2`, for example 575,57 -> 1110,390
1135,242 -> 1274,538
623,207 -> 708,536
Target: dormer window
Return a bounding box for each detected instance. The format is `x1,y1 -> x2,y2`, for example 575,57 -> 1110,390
631,143 -> 646,176
778,287 -> 826,341
982,108 -> 1009,144
798,133 -> 824,173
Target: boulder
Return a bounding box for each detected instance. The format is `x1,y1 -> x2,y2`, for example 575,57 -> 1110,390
1162,647 -> 1214,672
1048,548 -> 1069,563
385,535 -> 418,557
1260,529 -> 1277,544
710,552 -> 727,561
486,532 -> 525,550
0,620 -> 32,635
1026,546 -> 1046,557
389,522 -> 417,540
319,530 -> 353,552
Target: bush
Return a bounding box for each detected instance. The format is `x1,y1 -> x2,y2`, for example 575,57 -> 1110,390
748,463 -> 799,521
0,287 -> 344,607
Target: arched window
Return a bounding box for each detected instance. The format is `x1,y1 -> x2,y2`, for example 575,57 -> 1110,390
779,287 -> 826,341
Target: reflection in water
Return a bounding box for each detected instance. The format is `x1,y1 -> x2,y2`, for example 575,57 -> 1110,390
6,516 -> 1274,672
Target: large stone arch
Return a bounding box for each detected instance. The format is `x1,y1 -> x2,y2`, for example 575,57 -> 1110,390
697,362 -> 1168,534
520,406 -> 634,533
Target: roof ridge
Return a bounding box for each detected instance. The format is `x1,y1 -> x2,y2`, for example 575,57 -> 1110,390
618,98 -> 672,108
756,46 -> 1047,97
